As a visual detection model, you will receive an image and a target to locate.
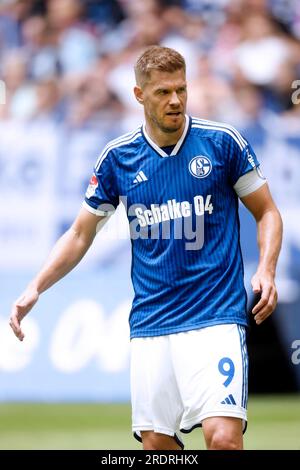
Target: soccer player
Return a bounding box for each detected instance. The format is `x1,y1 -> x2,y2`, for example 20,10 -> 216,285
9,46 -> 283,450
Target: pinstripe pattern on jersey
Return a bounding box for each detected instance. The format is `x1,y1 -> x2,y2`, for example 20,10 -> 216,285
84,116 -> 258,338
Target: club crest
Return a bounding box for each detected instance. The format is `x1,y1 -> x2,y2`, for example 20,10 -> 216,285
189,156 -> 212,178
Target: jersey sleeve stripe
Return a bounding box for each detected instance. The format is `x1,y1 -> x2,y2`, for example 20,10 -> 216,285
95,128 -> 141,170
192,123 -> 246,151
192,118 -> 247,149
95,131 -> 142,171
103,126 -> 141,148
192,117 -> 247,146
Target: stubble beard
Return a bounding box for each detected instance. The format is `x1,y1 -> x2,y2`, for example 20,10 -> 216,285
151,113 -> 184,134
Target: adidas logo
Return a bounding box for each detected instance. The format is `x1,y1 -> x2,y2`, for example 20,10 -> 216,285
133,171 -> 148,184
221,394 -> 236,405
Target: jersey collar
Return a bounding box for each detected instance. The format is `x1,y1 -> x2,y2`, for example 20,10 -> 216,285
142,115 -> 191,158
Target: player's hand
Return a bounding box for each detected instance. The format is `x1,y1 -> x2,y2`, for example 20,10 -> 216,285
9,287 -> 39,341
251,271 -> 278,325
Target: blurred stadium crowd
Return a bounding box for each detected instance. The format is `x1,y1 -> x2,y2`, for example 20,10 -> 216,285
0,0 -> 299,130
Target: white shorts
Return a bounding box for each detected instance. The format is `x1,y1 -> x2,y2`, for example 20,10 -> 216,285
131,324 -> 248,448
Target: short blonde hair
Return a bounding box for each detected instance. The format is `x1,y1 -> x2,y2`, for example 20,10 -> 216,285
134,45 -> 186,87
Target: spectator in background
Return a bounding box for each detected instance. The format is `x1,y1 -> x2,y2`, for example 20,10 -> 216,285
22,14 -> 58,80
1,0 -> 299,127
47,0 -> 98,75
1,50 -> 37,119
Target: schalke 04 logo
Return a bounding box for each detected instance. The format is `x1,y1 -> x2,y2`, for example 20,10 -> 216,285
189,156 -> 212,178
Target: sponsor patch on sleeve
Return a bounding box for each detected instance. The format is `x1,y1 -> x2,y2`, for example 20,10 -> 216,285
85,174 -> 98,199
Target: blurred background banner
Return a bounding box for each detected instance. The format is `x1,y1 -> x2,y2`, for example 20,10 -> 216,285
0,268 -> 133,401
0,0 -> 300,400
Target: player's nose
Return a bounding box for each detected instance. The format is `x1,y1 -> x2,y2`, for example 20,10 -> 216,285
169,91 -> 180,106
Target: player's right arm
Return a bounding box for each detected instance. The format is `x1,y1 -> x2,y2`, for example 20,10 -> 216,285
9,207 -> 106,341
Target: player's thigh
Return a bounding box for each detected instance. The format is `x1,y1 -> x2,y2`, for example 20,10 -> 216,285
141,431 -> 182,450
130,336 -> 183,438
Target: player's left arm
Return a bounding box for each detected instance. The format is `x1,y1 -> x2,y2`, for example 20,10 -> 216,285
241,183 -> 283,325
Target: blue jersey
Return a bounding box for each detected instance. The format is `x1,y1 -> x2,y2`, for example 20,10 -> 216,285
84,116 -> 260,338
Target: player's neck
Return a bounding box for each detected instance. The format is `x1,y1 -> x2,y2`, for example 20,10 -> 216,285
145,117 -> 186,147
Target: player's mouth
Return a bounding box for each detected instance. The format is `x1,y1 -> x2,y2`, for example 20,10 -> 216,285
166,111 -> 182,117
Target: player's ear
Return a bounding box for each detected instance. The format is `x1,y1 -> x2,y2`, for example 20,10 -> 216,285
134,86 -> 144,105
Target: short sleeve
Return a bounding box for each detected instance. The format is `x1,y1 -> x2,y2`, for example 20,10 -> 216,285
83,152 -> 119,216
226,130 -> 261,186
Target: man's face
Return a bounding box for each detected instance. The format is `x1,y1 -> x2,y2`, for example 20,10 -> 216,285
135,69 -> 187,134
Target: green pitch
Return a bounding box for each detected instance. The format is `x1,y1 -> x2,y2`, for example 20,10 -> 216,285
0,395 -> 299,450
